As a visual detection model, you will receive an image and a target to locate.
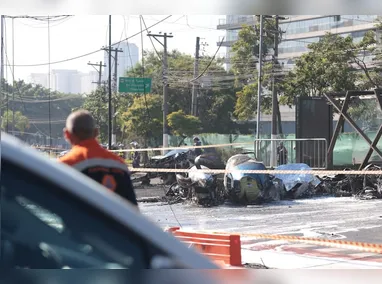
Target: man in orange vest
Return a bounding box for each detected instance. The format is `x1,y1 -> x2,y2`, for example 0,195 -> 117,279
59,110 -> 137,206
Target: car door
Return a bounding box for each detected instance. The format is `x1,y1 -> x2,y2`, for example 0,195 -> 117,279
0,157 -> 174,269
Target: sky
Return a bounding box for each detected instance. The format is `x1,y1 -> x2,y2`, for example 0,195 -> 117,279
2,15 -> 226,82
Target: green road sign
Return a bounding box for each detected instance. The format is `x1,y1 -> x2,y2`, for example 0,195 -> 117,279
119,77 -> 152,93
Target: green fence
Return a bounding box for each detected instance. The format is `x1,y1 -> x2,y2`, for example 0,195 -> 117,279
169,131 -> 382,167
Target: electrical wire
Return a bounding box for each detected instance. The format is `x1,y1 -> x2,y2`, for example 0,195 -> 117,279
190,36 -> 225,83
141,16 -> 162,61
9,15 -> 172,67
3,48 -> 51,137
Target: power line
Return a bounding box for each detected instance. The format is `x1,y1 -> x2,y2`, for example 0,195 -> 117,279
190,36 -> 225,83
8,15 -> 172,67
141,16 -> 161,61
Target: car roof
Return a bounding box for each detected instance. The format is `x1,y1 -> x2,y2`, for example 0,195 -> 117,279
0,132 -> 218,269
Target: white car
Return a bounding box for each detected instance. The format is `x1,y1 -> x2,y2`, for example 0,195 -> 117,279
0,132 -> 219,273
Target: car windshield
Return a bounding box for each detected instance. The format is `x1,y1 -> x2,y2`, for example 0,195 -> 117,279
164,149 -> 187,157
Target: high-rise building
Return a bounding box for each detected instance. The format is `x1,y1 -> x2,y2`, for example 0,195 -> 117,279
278,15 -> 379,66
80,71 -> 99,94
102,42 -> 139,87
28,73 -> 49,88
50,69 -> 81,94
216,15 -> 256,71
217,15 -> 379,70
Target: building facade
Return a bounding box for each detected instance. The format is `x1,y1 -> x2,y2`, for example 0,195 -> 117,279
216,15 -> 380,131
278,15 -> 379,66
216,15 -> 256,71
28,73 -> 49,89
50,69 -> 82,94
217,15 -> 379,70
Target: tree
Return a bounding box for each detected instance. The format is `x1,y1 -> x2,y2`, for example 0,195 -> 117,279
0,79 -> 84,142
281,33 -> 358,105
280,31 -> 382,124
1,110 -> 30,134
79,87 -> 134,143
121,94 -> 163,147
168,110 -> 201,145
125,50 -> 237,134
230,18 -> 284,133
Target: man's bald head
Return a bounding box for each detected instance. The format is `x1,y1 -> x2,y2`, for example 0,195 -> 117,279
66,110 -> 97,141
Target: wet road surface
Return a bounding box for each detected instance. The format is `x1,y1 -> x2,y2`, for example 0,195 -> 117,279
139,196 -> 382,243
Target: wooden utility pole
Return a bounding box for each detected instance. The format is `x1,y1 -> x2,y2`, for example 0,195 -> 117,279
101,46 -> 123,145
191,36 -> 200,116
147,32 -> 173,151
87,61 -> 106,87
108,15 -> 112,149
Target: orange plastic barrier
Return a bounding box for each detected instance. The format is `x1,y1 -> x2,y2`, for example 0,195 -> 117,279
166,227 -> 242,267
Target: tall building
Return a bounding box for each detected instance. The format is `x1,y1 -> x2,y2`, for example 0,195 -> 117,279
278,15 -> 379,66
28,73 -> 49,88
80,71 -> 99,94
50,69 -> 81,94
102,42 -> 139,87
216,15 -> 256,71
217,15 -> 379,70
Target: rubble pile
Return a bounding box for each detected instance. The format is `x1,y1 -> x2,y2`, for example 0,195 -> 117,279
320,164 -> 382,200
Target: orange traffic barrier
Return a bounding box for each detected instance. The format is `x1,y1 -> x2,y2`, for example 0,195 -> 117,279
213,231 -> 382,254
166,227 -> 242,267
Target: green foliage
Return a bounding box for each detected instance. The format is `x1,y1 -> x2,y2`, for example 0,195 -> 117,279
126,49 -> 238,134
0,80 -> 84,139
79,87 -> 133,143
167,110 -> 201,138
280,29 -> 382,123
231,18 -> 282,121
281,33 -> 358,105
1,110 -> 30,133
121,94 -> 163,146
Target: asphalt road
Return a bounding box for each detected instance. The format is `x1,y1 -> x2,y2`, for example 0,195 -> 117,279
139,195 -> 382,244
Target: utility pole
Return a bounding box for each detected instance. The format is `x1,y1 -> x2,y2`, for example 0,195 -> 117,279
108,15 -> 112,150
101,46 -> 123,145
269,15 -> 286,167
191,36 -> 200,116
87,61 -> 106,87
147,32 -> 173,151
256,15 -> 264,157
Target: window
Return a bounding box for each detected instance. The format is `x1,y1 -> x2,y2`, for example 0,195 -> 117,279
0,159 -> 165,269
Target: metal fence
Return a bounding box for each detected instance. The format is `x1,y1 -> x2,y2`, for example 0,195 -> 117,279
254,138 -> 328,169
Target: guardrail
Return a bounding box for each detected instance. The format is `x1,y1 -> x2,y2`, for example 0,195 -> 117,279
254,138 -> 328,169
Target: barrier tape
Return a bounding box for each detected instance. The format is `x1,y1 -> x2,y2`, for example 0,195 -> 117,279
32,141 -> 256,152
209,231 -> 382,254
111,142 -> 254,153
129,167 -> 382,175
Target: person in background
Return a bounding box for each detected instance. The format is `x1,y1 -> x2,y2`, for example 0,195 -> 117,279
277,142 -> 288,166
58,110 -> 137,207
193,136 -> 202,156
130,142 -> 141,168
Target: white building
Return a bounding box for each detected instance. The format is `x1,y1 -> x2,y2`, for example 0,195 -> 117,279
80,71 -> 98,94
50,69 -> 81,94
102,42 -> 139,86
28,73 -> 49,88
